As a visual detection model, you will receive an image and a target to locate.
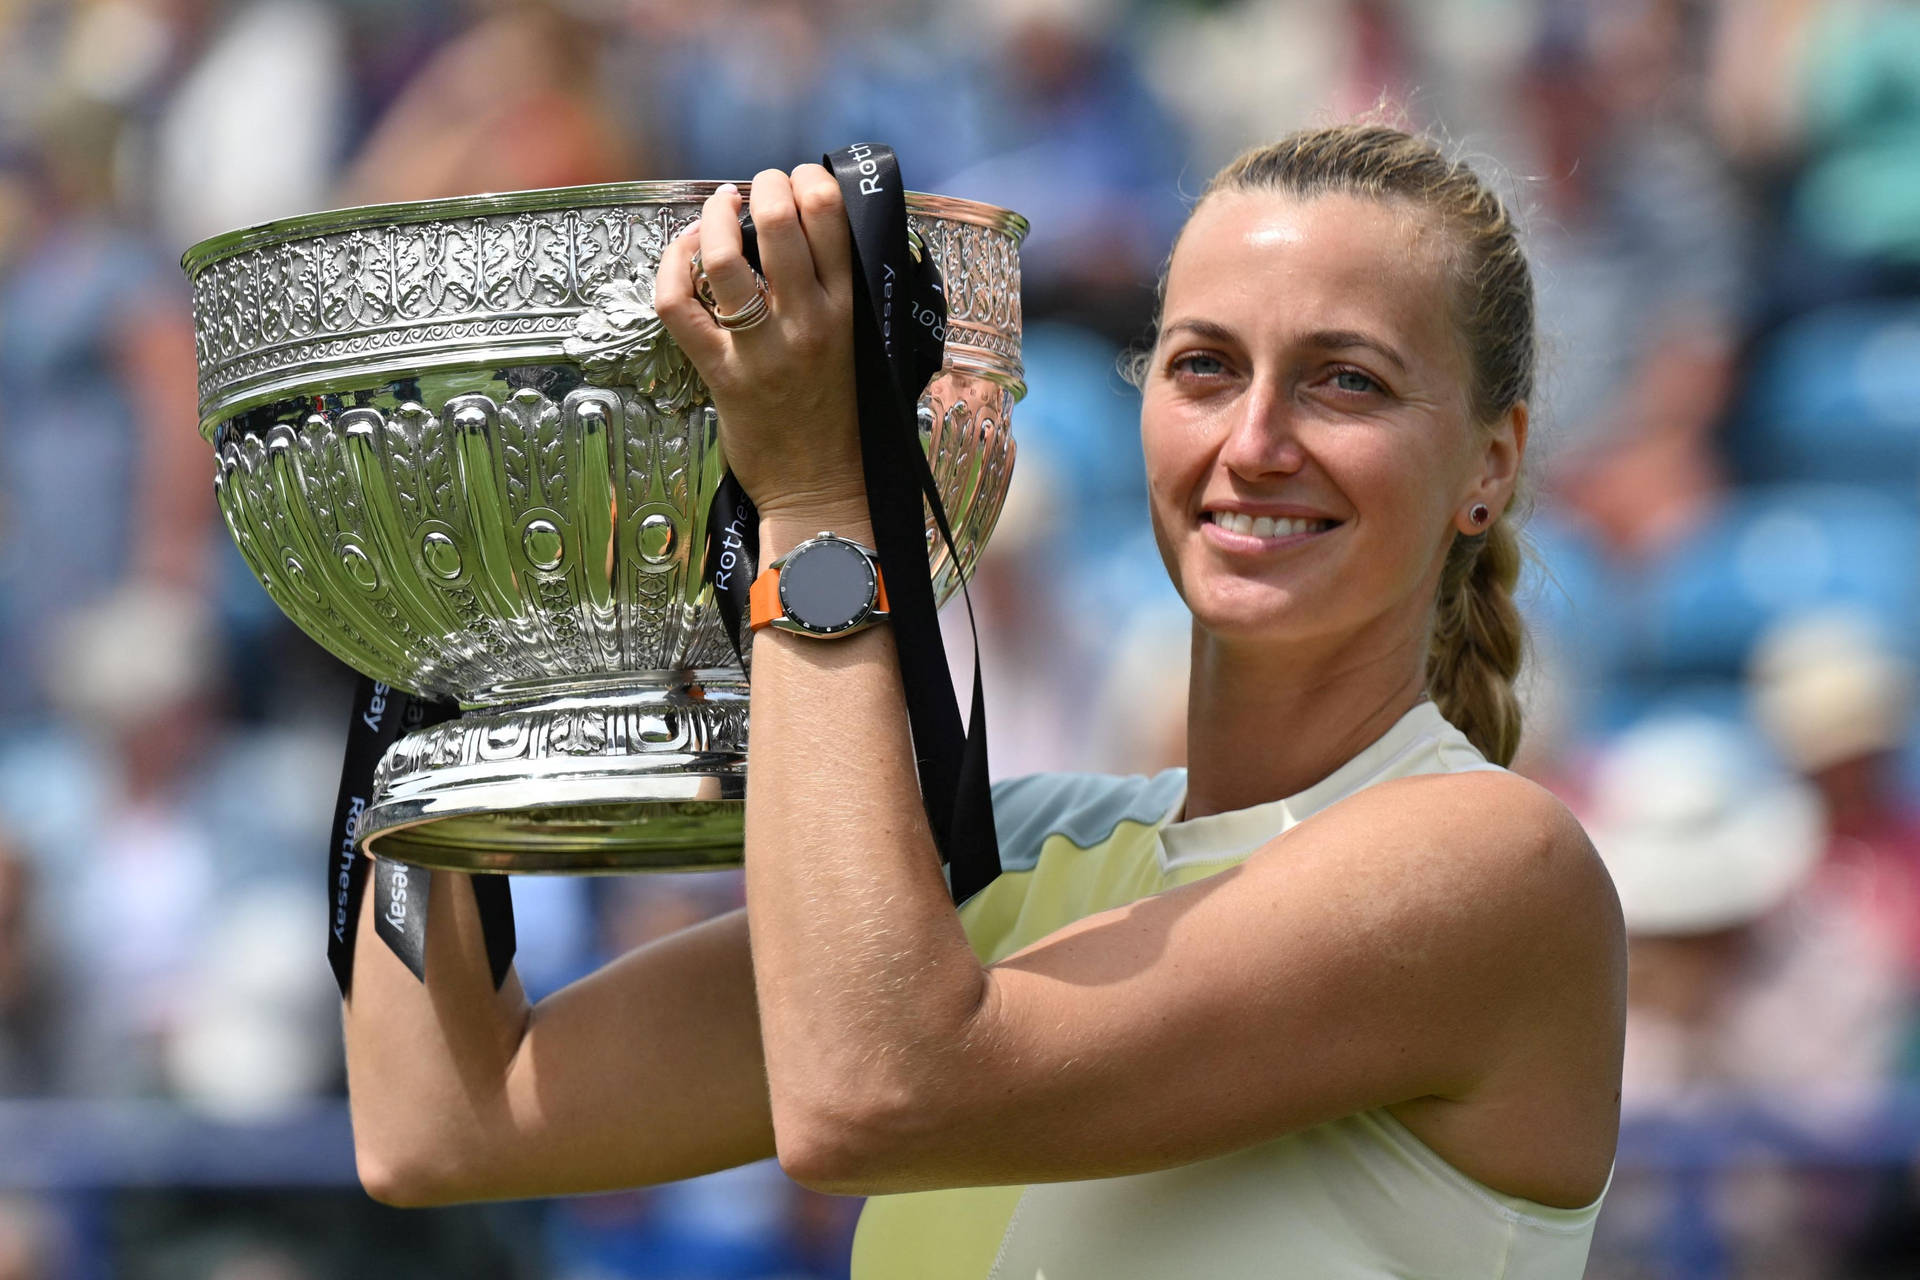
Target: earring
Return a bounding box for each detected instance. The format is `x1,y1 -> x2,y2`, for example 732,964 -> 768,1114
1468,503 -> 1491,527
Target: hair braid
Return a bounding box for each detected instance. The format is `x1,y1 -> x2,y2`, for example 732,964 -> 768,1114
1428,519 -> 1526,765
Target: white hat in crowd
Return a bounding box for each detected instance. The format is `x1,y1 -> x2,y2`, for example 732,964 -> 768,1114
1583,714 -> 1825,937
1749,607 -> 1916,775
45,582 -> 215,731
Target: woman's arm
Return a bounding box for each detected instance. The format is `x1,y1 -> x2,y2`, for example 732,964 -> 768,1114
343,866 -> 773,1205
750,724 -> 1620,1195
739,516 -> 1619,1194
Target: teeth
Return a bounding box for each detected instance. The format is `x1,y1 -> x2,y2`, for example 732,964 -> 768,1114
1208,512 -> 1333,537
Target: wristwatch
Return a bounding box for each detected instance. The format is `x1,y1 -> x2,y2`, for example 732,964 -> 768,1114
749,532 -> 890,638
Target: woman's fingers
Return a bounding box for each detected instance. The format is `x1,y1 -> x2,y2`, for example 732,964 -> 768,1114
651,172 -> 863,509
748,168 -> 818,303
694,183 -> 762,319
656,167 -> 854,394
654,222 -> 728,368
790,164 -> 851,292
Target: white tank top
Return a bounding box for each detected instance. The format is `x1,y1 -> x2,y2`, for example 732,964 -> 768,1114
852,700 -> 1611,1279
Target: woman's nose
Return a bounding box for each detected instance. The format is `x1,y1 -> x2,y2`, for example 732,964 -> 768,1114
1217,384 -> 1307,479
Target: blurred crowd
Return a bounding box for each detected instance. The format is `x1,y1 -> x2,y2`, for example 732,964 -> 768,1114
1,0 -> 1918,1277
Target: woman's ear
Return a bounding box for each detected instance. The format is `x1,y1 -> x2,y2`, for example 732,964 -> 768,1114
1455,402 -> 1526,534
1478,400 -> 1527,508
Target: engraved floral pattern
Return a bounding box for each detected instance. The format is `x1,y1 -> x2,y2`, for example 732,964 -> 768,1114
564,271 -> 703,411
188,200 -> 1024,425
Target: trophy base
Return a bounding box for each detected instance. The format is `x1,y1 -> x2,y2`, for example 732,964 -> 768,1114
356,673 -> 749,874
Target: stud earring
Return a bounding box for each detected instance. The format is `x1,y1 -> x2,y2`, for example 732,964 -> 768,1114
1468,503 -> 1491,527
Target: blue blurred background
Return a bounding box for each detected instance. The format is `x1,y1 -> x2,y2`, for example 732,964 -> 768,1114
3,0 -> 1920,1276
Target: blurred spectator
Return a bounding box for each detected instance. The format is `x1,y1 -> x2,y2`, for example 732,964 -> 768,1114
949,320 -> 1181,778
1523,0 -> 1749,561
163,885 -> 340,1121
1582,713 -> 1906,1278
596,871 -> 743,959
1750,610 -> 1920,994
1508,628 -> 1585,791
338,0 -> 638,206
1014,323 -> 1148,557
112,1189 -> 545,1280
616,0 -> 988,191
499,871 -> 598,1004
930,0 -> 1188,341
951,432 -> 1105,779
1708,0 -> 1920,310
0,98 -> 205,718
957,451 -> 1099,779
1585,714 -> 1901,1099
151,0 -> 349,249
1083,612 -> 1188,776
1146,0 -> 1428,172
43,583 -> 220,1096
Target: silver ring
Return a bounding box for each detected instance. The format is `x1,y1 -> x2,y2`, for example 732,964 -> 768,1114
690,249 -> 771,331
712,288 -> 771,331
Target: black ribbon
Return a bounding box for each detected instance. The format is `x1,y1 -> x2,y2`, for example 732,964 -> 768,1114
328,143 -> 997,998
703,143 -> 1003,903
372,846 -> 429,982
327,676 -> 516,996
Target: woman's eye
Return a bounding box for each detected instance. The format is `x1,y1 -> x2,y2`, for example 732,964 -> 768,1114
1172,352 -> 1227,379
1330,368 -> 1381,394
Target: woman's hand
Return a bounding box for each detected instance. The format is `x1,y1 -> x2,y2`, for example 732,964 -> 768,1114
656,166 -> 866,523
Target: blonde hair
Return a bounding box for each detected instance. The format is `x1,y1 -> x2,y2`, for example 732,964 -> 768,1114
1158,124 -> 1532,764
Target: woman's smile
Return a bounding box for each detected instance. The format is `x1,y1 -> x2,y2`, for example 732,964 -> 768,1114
1199,508 -> 1344,553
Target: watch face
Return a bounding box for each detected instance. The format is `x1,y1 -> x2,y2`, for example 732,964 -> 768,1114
780,537 -> 877,634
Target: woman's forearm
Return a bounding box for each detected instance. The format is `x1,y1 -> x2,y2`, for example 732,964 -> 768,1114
341,864 -> 532,1203
743,507 -> 991,1178
649,170 -> 997,1180
343,864 -> 778,1204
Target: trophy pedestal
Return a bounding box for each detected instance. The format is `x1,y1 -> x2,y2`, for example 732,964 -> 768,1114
357,673 -> 749,873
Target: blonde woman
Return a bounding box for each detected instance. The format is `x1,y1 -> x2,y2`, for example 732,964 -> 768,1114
343,125 -> 1626,1278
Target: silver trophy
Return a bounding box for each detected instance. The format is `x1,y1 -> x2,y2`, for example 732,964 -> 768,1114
183,183 -> 1025,873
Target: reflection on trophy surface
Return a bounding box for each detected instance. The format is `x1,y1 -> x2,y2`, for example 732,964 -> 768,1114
183,183 -> 1026,873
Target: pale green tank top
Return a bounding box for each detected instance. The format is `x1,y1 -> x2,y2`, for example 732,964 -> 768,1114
851,701 -> 1610,1279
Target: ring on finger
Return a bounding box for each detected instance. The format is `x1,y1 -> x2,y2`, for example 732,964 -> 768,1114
689,248 -> 770,325
712,287 -> 771,332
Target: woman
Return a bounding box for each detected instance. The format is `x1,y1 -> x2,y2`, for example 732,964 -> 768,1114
344,124 -> 1627,1278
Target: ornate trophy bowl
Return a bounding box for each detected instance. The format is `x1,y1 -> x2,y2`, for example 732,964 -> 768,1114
183,183 -> 1025,873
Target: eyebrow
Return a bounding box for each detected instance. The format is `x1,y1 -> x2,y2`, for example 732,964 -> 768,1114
1159,319 -> 1409,374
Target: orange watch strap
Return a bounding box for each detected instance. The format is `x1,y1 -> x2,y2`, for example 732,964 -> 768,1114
749,565 -> 782,632
747,560 -> 888,632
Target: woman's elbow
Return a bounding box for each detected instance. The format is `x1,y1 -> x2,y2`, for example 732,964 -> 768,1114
356,1145 -> 438,1208
772,1088 -> 946,1195
353,1131 -> 490,1208
774,1111 -> 866,1193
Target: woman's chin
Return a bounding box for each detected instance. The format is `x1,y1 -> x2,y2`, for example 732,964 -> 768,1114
1183,582 -> 1323,646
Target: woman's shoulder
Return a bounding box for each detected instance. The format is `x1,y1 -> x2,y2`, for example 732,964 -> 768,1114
1294,766 -> 1624,977
1330,767 -> 1605,884
1305,772 -> 1625,1209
